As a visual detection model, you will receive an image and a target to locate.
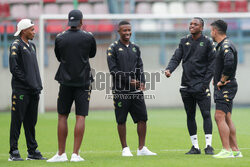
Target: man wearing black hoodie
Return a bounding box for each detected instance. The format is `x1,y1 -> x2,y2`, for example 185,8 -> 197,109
9,19 -> 45,161
165,17 -> 215,155
47,9 -> 96,162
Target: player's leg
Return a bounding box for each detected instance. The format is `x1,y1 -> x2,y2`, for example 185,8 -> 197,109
196,91 -> 213,154
23,94 -> 38,154
114,94 -> 131,156
70,86 -> 90,161
213,109 -> 234,158
227,112 -> 243,158
137,121 -> 146,150
131,93 -> 156,156
225,112 -> 238,151
57,85 -> 73,155
23,93 -> 46,160
180,90 -> 200,154
9,92 -> 27,161
118,123 -> 127,148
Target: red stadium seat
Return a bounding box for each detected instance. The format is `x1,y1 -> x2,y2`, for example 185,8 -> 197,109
234,0 -> 248,12
0,25 -> 4,34
0,21 -> 15,34
83,24 -> 97,32
218,0 -> 232,12
97,23 -> 114,32
43,0 -> 56,3
78,0 -> 88,2
0,3 -> 10,17
45,20 -> 66,33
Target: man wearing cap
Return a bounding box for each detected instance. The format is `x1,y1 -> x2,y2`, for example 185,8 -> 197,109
9,19 -> 46,161
47,9 -> 96,162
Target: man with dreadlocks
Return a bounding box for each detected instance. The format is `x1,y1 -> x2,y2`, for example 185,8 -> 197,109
164,17 -> 216,155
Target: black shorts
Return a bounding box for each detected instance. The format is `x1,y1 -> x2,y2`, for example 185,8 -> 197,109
57,84 -> 91,116
113,92 -> 148,124
214,80 -> 238,114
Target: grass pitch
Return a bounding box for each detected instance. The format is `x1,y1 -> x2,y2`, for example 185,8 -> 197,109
0,108 -> 250,167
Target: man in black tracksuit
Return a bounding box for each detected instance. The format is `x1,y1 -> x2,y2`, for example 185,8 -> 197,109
47,10 -> 96,162
210,20 -> 242,158
165,17 -> 215,154
9,19 -> 45,161
107,21 -> 156,156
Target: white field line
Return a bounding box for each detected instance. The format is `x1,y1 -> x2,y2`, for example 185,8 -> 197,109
1,148 -> 250,156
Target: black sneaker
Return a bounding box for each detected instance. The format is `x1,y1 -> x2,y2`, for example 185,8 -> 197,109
185,146 -> 201,154
26,150 -> 47,160
204,145 -> 214,155
8,150 -> 24,161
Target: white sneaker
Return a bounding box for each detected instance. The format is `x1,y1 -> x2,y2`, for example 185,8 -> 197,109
47,152 -> 68,162
137,146 -> 157,156
70,153 -> 85,162
122,147 -> 133,156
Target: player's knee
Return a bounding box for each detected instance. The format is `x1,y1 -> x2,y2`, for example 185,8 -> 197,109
214,112 -> 224,123
202,110 -> 211,120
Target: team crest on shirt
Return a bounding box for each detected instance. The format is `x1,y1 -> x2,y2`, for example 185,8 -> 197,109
12,52 -> 17,55
132,47 -> 137,53
23,46 -> 27,50
108,52 -> 112,56
224,49 -> 229,53
200,42 -> 204,46
225,99 -> 230,102
11,46 -> 17,50
224,45 -> 229,48
118,48 -> 123,51
185,42 -> 190,45
118,102 -> 122,108
108,47 -> 112,51
224,95 -> 228,98
223,91 -> 229,94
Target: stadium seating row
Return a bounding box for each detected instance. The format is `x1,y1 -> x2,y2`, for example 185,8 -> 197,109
0,0 -> 249,19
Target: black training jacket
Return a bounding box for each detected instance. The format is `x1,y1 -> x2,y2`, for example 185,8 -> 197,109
214,37 -> 237,85
107,40 -> 145,92
9,37 -> 42,94
54,28 -> 96,87
166,34 -> 215,92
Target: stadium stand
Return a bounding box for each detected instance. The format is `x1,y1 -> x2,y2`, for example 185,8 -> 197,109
168,2 -> 185,14
59,3 -> 74,14
10,4 -> 27,18
200,1 -> 217,13
44,3 -> 59,14
28,4 -> 42,19
78,3 -> 93,14
151,2 -> 168,14
135,2 -> 151,14
185,1 -> 201,13
218,0 -> 232,12
234,0 -> 248,12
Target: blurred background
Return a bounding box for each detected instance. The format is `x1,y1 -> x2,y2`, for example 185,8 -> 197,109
0,0 -> 250,111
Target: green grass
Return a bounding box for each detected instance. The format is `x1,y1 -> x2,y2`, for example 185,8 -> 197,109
1,108 -> 250,167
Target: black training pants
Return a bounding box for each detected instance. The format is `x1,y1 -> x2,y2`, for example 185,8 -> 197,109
180,89 -> 212,136
9,91 -> 39,154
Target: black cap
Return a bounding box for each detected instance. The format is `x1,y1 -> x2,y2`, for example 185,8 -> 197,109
68,9 -> 83,27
